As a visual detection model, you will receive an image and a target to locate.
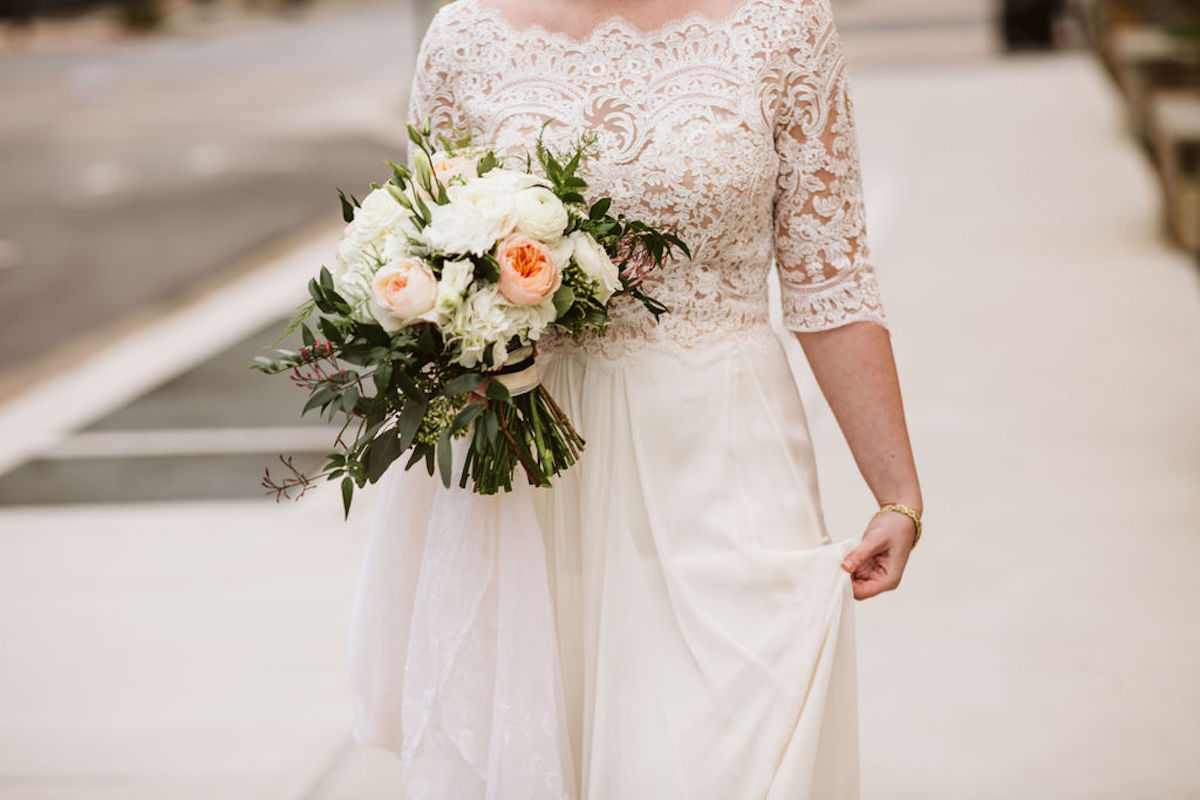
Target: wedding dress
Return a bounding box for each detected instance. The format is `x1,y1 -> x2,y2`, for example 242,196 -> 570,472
348,0 -> 891,797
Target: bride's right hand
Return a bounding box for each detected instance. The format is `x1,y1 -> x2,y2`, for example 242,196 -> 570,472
840,512 -> 916,600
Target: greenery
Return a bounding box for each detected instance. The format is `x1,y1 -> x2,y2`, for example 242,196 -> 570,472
251,116 -> 690,518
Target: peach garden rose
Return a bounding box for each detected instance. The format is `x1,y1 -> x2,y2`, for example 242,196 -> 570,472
368,257 -> 439,332
495,234 -> 562,306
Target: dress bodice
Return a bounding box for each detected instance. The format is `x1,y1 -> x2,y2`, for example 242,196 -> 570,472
406,0 -> 889,360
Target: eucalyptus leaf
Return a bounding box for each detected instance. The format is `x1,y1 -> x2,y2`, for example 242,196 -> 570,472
485,380 -> 512,404
341,476 -> 354,519
437,428 -> 453,488
443,372 -> 484,396
397,399 -> 426,452
450,402 -> 485,435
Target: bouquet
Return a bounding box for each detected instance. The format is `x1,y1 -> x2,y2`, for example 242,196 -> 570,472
251,118 -> 690,517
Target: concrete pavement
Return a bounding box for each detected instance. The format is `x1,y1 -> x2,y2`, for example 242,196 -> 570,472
1,4 -> 1198,799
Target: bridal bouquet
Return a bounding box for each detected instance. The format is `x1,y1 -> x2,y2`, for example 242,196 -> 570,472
251,118 -> 690,516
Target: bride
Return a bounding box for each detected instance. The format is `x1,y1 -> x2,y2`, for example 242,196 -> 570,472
348,0 -> 925,797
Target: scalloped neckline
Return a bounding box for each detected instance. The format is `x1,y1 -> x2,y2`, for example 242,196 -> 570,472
463,0 -> 764,47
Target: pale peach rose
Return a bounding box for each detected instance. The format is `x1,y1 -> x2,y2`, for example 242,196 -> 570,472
434,155 -> 479,185
416,155 -> 479,203
495,234 -> 561,306
368,257 -> 439,332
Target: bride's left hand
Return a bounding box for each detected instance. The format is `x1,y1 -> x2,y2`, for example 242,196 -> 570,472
841,513 -> 916,600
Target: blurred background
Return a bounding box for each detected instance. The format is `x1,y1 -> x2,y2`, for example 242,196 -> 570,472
0,0 -> 1197,797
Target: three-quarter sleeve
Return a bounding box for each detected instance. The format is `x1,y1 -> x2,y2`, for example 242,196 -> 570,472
772,0 -> 889,334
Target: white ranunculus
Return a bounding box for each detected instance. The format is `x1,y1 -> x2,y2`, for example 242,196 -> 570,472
352,186 -> 410,245
514,186 -> 569,241
567,230 -> 622,303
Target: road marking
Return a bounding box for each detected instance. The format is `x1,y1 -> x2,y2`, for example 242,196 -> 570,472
44,426 -> 341,459
0,221 -> 342,476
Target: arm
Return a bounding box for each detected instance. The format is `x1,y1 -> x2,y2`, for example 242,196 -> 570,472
795,322 -> 922,600
773,0 -> 921,599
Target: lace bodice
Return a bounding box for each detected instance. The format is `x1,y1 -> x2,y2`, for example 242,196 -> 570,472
406,0 -> 890,360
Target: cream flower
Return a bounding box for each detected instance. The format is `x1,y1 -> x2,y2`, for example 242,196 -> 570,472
568,230 -> 622,303
514,186 -> 569,241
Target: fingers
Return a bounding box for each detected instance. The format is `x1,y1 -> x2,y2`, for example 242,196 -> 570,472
841,535 -> 887,575
842,535 -> 904,601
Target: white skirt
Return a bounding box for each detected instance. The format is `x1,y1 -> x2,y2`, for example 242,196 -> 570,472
348,324 -> 860,800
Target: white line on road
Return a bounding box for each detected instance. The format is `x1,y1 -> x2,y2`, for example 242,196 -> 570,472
45,426 -> 342,459
0,221 -> 343,476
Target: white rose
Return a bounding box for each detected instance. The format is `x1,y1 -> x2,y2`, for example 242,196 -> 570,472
514,186 -> 569,241
567,230 -> 622,303
352,186 -> 409,245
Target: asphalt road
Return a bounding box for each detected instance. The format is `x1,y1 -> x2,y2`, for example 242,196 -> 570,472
0,0 -> 428,379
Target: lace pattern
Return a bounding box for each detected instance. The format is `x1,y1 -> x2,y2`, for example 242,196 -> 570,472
405,0 -> 889,361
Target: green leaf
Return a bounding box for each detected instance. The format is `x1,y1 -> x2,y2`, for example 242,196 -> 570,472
481,408 -> 499,448
589,197 -> 612,220
319,265 -> 335,293
450,402 -> 485,435
337,189 -> 356,224
341,476 -> 354,519
300,324 -> 315,348
366,428 -> 401,483
485,380 -> 512,404
476,255 -> 500,283
394,368 -> 426,403
341,386 -> 360,414
303,386 -> 336,415
551,284 -> 575,317
318,316 -> 343,345
372,363 -> 393,395
397,399 -> 426,452
443,372 -> 484,396
437,428 -> 453,488
404,444 -> 427,471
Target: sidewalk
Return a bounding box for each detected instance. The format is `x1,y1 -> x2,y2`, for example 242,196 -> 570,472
1,39 -> 1197,800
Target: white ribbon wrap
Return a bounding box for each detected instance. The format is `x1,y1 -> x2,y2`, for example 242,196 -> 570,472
490,344 -> 540,397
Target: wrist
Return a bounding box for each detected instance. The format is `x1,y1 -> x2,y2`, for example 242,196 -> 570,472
877,496 -> 922,516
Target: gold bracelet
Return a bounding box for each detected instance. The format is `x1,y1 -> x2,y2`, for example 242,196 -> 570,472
873,502 -> 922,549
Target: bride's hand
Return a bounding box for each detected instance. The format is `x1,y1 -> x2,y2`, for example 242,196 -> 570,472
840,512 -> 916,600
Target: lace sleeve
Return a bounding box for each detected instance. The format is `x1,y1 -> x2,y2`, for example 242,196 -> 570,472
405,9 -> 470,154
772,0 -> 889,334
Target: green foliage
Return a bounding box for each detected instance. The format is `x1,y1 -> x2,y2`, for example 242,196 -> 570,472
253,115 -> 691,516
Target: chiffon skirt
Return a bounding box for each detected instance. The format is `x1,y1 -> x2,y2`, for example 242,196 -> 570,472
348,323 -> 861,800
